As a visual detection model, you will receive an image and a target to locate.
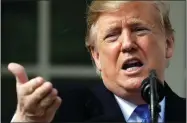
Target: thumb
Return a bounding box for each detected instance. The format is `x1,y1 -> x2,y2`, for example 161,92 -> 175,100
8,63 -> 29,85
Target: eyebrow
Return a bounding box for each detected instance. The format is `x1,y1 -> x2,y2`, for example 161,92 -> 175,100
105,25 -> 121,35
126,17 -> 154,27
102,17 -> 154,36
104,20 -> 122,33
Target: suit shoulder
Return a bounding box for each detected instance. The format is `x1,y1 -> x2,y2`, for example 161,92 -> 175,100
54,83 -> 103,122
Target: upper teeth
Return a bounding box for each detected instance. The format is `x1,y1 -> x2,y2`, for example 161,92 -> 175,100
122,59 -> 143,70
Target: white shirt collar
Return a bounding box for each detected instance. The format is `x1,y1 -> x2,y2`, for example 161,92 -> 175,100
114,95 -> 165,122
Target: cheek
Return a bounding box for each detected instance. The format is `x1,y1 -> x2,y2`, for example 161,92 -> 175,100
99,42 -> 122,69
139,35 -> 165,54
138,36 -> 166,68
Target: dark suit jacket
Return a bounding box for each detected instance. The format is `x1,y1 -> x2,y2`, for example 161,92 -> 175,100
54,82 -> 186,122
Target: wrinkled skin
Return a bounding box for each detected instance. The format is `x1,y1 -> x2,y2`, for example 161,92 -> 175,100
91,1 -> 174,105
8,63 -> 62,122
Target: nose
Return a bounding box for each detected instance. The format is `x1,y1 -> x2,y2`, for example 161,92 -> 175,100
121,30 -> 137,53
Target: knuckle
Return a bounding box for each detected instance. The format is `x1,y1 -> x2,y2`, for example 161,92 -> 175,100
44,82 -> 53,89
33,88 -> 46,101
26,85 -> 35,94
17,95 -> 47,117
57,97 -> 62,104
20,80 -> 37,94
59,97 -> 62,103
45,81 -> 52,87
36,76 -> 44,82
35,93 -> 43,100
18,84 -> 29,95
22,84 -> 34,95
52,88 -> 58,96
40,101 -> 48,108
40,97 -> 54,107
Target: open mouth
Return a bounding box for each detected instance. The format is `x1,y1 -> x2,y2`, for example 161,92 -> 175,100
122,58 -> 143,71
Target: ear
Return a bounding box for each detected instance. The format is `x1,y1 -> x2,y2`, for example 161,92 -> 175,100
90,47 -> 101,71
165,35 -> 174,59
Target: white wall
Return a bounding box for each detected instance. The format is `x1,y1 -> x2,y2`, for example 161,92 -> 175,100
165,1 -> 186,98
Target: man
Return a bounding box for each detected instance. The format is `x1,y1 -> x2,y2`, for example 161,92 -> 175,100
9,0 -> 186,122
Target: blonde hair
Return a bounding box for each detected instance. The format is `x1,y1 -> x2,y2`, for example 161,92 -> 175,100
85,0 -> 174,74
85,0 -> 174,49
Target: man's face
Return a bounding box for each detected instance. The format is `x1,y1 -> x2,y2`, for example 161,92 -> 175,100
91,2 -> 174,103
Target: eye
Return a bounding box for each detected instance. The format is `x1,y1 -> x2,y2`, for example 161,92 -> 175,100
105,33 -> 118,39
104,30 -> 121,41
135,27 -> 146,31
104,33 -> 120,42
134,27 -> 149,32
133,27 -> 150,36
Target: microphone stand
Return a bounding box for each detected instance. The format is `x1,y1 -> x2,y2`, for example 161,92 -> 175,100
149,70 -> 161,123
141,70 -> 164,123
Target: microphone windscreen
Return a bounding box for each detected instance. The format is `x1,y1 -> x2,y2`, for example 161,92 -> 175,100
141,73 -> 165,104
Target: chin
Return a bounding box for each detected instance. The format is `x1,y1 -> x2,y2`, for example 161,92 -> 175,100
119,77 -> 145,90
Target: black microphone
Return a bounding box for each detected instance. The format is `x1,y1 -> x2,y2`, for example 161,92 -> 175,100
141,69 -> 165,123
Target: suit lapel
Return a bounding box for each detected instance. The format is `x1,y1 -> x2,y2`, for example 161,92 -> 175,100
91,83 -> 126,122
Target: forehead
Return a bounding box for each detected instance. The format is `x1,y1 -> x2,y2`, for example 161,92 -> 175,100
96,1 -> 160,29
